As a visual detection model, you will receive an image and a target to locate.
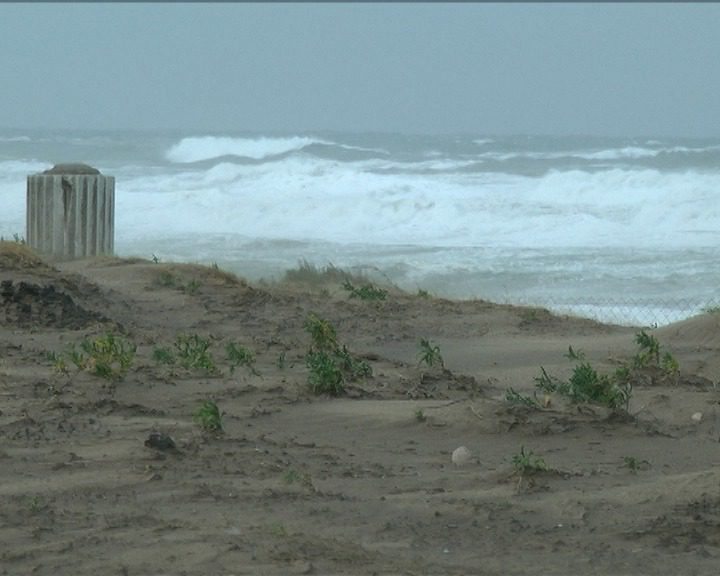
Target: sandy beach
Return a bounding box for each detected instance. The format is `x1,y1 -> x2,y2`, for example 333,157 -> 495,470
2,242 -> 720,575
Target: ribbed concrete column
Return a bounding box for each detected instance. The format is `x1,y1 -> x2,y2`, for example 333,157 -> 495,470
26,164 -> 115,260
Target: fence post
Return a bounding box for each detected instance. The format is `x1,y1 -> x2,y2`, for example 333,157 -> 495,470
26,163 -> 115,260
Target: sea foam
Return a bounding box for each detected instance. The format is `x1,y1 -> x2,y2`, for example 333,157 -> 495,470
2,131 -> 720,325
165,135 -> 328,163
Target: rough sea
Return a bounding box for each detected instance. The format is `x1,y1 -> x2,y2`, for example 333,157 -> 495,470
2,130 -> 719,326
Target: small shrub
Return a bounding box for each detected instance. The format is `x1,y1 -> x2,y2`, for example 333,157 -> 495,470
183,279 -> 201,295
418,338 -> 444,368
536,352 -> 632,412
336,345 -> 372,378
27,495 -> 44,514
505,387 -> 540,408
661,351 -> 679,376
194,400 -> 222,432
534,366 -> 567,395
512,446 -> 548,477
269,523 -> 288,538
282,469 -> 313,489
303,313 -> 371,395
564,345 -> 585,361
414,409 -> 427,422
283,260 -> 360,287
46,351 -> 69,375
225,342 -> 258,375
306,350 -> 345,396
622,456 -> 651,474
304,313 -> 338,352
152,346 -> 175,365
578,363 -> 630,410
156,270 -> 178,287
174,334 -> 216,374
70,333 -> 136,380
568,362 -> 631,410
519,307 -> 551,325
632,330 -> 679,380
342,280 -> 387,301
634,330 -> 661,367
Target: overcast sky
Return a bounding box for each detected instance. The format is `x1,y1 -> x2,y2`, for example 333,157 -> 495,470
1,3 -> 719,137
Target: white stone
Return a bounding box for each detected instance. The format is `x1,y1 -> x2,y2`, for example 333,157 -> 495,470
451,446 -> 472,466
691,412 -> 703,422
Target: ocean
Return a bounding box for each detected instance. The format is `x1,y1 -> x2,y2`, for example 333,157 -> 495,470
1,130 -> 719,326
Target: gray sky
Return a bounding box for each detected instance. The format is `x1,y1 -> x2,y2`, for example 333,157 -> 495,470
1,3 -> 719,137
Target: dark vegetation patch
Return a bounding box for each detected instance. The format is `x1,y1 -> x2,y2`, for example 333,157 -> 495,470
1,280 -> 105,329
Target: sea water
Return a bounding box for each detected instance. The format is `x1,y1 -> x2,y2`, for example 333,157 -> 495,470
1,130 -> 719,326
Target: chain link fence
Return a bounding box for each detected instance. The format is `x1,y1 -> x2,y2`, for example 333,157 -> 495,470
502,296 -> 720,327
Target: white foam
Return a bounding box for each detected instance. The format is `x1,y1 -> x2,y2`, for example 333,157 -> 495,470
0,136 -> 31,143
165,135 -> 331,163
115,152 -> 720,253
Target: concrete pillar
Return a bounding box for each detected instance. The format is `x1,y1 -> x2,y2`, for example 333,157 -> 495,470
26,164 -> 115,260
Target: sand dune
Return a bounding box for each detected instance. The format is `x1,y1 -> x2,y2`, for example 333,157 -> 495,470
2,243 -> 719,575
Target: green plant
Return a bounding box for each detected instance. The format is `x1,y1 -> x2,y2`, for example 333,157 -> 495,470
183,279 -> 201,295
193,400 -> 223,432
283,260 -> 363,287
634,330 -> 661,367
46,351 -> 68,375
304,313 -> 338,352
564,345 -> 585,361
174,334 -> 216,374
152,346 -> 175,365
505,387 -> 540,408
342,279 -> 388,301
277,351 -> 286,370
70,333 -> 136,380
27,495 -> 44,514
417,289 -> 431,299
536,343 -> 633,412
622,456 -> 651,474
269,523 -> 288,537
632,330 -> 679,379
156,270 -> 178,287
567,362 -> 632,411
282,469 -> 313,489
512,446 -> 548,477
225,342 -> 258,375
303,314 -> 371,395
336,345 -> 372,378
661,351 -> 680,376
614,365 -> 631,383
306,350 -> 345,396
414,409 -> 427,422
534,366 -> 567,395
519,307 -> 551,325
418,338 -> 444,368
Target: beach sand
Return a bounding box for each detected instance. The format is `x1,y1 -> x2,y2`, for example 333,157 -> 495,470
2,243 -> 720,575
